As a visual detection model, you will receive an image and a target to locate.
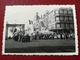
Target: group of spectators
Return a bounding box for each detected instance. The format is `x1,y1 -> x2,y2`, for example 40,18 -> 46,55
8,29 -> 75,42
31,32 -> 75,40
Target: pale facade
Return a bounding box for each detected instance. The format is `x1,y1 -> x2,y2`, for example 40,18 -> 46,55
33,7 -> 74,34
47,8 -> 74,34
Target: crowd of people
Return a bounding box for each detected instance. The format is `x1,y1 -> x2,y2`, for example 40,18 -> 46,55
31,32 -> 75,40
8,29 -> 75,42
13,29 -> 30,42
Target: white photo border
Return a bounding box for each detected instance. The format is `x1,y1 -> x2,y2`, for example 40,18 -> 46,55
2,5 -> 78,55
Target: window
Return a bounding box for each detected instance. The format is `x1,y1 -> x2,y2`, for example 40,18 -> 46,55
60,17 -> 64,21
69,17 -> 73,20
70,24 -> 74,29
55,10 -> 59,14
61,24 -> 64,28
64,17 -> 68,21
68,10 -> 73,14
66,24 -> 70,29
59,10 -> 64,14
64,10 -> 67,14
56,24 -> 60,29
55,17 -> 59,21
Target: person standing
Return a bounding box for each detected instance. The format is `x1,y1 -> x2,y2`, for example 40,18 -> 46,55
13,28 -> 19,41
26,34 -> 30,42
18,31 -> 23,42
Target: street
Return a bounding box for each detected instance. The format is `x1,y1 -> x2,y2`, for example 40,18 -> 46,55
5,39 -> 75,53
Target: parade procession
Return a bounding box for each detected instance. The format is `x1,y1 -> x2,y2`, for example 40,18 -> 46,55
5,7 -> 75,42
3,5 -> 78,54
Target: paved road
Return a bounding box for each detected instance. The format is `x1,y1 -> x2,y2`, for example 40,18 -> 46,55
5,39 -> 75,53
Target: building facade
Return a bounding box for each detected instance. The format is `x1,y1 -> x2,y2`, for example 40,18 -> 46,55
53,8 -> 73,33
33,7 -> 74,34
44,7 -> 74,34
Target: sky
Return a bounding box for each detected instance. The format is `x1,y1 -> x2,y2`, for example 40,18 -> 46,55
4,5 -> 75,36
5,5 -> 53,24
4,5 -> 74,25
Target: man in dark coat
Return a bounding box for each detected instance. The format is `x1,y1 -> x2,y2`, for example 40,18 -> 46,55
13,28 -> 19,41
18,31 -> 23,42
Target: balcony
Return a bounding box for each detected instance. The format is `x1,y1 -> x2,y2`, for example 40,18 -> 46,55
55,13 -> 73,17
56,20 -> 74,24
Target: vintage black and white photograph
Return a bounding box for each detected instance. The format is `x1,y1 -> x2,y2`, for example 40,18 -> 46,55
2,5 -> 78,55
